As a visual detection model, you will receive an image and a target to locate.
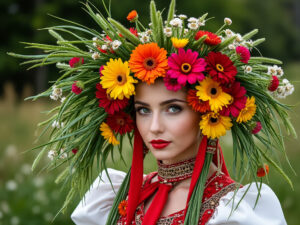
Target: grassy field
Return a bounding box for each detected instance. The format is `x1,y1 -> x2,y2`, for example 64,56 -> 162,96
0,62 -> 299,225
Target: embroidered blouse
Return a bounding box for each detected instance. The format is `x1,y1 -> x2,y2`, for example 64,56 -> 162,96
71,168 -> 287,225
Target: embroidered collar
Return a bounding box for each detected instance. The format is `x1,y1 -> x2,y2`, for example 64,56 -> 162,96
157,158 -> 196,183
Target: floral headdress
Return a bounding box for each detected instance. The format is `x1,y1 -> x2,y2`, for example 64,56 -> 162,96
9,0 -> 296,224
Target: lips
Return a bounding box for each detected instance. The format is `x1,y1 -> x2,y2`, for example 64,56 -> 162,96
150,139 -> 171,149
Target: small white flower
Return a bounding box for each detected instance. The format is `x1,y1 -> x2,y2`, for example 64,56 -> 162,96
282,78 -> 289,85
50,94 -> 58,101
59,148 -> 68,159
111,40 -> 122,50
48,150 -> 58,160
101,44 -> 108,50
225,29 -> 234,37
228,44 -> 236,50
146,29 -> 152,36
50,86 -> 62,100
244,65 -> 253,73
184,28 -> 189,35
235,33 -> 243,42
178,14 -> 187,20
60,96 -> 66,103
188,22 -> 199,30
276,67 -> 284,77
198,18 -> 205,26
92,37 -> 99,42
170,18 -> 182,27
224,17 -> 232,25
164,27 -> 173,37
5,180 -> 18,191
187,17 -> 198,23
92,52 -> 100,60
60,122 -> 64,128
139,33 -> 150,43
267,66 -> 277,76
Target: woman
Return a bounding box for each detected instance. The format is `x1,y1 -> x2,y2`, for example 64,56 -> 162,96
11,0 -> 295,224
71,79 -> 287,225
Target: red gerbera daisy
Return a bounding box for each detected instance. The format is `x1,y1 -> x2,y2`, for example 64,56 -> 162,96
205,51 -> 237,84
220,82 -> 247,117
187,89 -> 210,113
106,111 -> 134,135
195,30 -> 221,46
95,83 -> 129,114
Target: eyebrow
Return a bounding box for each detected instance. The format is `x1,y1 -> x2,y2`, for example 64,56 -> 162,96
134,99 -> 187,106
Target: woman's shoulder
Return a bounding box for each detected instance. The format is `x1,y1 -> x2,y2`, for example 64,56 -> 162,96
71,168 -> 126,225
208,182 -> 287,225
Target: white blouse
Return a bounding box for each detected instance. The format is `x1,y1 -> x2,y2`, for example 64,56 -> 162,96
71,169 -> 287,225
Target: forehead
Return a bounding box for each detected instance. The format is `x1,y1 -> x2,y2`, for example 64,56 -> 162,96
135,79 -> 187,103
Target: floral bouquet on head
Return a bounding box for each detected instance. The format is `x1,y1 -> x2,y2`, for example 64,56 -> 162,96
9,0 -> 296,223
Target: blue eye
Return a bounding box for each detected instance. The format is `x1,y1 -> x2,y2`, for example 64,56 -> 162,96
136,107 -> 151,115
167,105 -> 182,113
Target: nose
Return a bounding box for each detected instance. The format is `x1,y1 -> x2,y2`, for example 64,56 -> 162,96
150,111 -> 164,134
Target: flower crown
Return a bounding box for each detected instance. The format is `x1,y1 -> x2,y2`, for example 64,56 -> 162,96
10,0 -> 296,212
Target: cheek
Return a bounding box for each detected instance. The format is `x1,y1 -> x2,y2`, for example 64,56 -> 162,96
170,113 -> 201,140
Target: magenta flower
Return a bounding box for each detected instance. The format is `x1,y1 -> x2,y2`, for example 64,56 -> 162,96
69,57 -> 84,68
167,48 -> 206,85
72,81 -> 83,95
99,65 -> 104,77
252,121 -> 262,134
236,46 -> 250,64
163,73 -> 183,92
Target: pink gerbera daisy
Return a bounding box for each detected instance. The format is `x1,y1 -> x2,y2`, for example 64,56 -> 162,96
236,46 -> 250,64
167,48 -> 207,85
163,73 -> 183,91
221,81 -> 247,117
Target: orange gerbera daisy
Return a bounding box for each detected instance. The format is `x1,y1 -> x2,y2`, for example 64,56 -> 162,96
187,89 -> 210,113
118,200 -> 128,217
127,10 -> 138,22
129,43 -> 169,84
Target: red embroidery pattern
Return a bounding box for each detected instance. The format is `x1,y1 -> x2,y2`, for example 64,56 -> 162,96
117,172 -> 236,225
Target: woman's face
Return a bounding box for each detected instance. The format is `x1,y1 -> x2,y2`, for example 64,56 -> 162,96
134,79 -> 202,164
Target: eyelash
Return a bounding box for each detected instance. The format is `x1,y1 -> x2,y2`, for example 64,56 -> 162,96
135,105 -> 183,115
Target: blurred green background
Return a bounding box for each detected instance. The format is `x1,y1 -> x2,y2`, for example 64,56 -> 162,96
1,0 -> 300,224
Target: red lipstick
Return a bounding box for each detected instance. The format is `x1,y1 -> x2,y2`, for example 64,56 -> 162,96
150,139 -> 171,149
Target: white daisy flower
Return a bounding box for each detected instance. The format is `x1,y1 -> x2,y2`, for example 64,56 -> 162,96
235,33 -> 243,42
178,14 -> 187,20
225,29 -> 234,37
60,96 -> 66,103
92,52 -> 100,60
188,22 -> 199,30
244,65 -> 252,73
59,149 -> 68,159
48,150 -> 58,160
187,17 -> 198,23
228,44 -> 236,50
184,28 -> 189,35
224,17 -> 232,25
170,18 -> 182,27
111,40 -> 122,50
198,18 -> 205,26
164,27 -> 173,37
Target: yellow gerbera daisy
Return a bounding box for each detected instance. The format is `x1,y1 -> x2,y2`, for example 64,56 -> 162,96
236,96 -> 256,123
195,77 -> 232,112
200,112 -> 232,139
101,58 -> 138,100
99,122 -> 120,145
171,37 -> 189,49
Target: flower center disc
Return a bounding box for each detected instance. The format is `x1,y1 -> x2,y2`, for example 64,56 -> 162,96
207,84 -> 220,99
181,63 -> 192,73
116,74 -> 127,85
143,57 -> 157,70
216,63 -> 224,72
117,118 -> 125,126
210,117 -> 218,123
